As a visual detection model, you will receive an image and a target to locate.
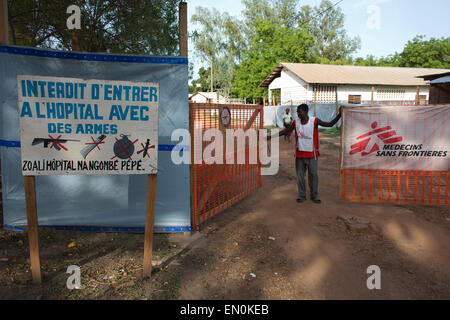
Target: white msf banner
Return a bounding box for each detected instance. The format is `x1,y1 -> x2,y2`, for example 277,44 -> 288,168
342,105 -> 449,171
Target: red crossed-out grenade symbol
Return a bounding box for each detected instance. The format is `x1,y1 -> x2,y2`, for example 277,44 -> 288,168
113,134 -> 137,160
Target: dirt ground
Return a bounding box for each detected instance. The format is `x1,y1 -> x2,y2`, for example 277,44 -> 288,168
0,132 -> 449,300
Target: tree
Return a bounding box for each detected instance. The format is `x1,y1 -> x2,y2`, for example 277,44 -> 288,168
350,35 -> 449,68
191,6 -> 245,96
298,0 -> 360,61
8,0 -> 182,55
189,67 -> 211,93
350,54 -> 399,67
397,35 -> 450,69
241,0 -> 301,45
232,19 -> 313,100
233,0 -> 362,99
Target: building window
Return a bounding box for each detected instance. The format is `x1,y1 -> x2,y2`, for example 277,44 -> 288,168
270,88 -> 281,105
313,85 -> 337,103
348,95 -> 361,104
418,95 -> 427,104
376,88 -> 405,100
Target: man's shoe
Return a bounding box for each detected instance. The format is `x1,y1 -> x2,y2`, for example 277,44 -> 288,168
311,198 -> 321,204
296,198 -> 305,203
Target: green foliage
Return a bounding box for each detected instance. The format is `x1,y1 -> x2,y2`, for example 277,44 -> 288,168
191,7 -> 245,97
298,0 -> 361,61
230,0 -> 360,99
8,0 -> 181,55
241,0 -> 301,43
232,19 -> 313,100
349,36 -> 449,68
191,7 -> 226,64
191,0 -> 363,99
352,54 -> 400,67
189,67 -> 210,93
318,127 -> 341,137
397,35 -> 450,69
191,1 -> 449,101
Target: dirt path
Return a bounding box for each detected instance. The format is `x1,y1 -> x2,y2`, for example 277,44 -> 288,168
176,133 -> 450,299
0,133 -> 448,300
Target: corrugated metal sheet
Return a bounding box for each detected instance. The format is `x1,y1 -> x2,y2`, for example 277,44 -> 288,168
418,71 -> 450,81
430,76 -> 450,84
260,63 -> 450,87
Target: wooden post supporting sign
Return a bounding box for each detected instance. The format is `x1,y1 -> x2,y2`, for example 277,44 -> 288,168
24,176 -> 41,284
143,174 -> 157,278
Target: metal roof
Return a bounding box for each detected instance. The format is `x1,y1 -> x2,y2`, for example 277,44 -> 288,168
417,71 -> 450,81
259,63 -> 450,87
430,76 -> 450,84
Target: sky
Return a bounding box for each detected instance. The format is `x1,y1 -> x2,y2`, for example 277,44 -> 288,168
186,0 -> 449,75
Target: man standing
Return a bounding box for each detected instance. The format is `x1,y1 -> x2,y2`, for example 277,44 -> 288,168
270,104 -> 342,203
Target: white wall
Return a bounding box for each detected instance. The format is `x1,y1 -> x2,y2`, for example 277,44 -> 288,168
268,69 -> 430,105
190,94 -> 208,103
190,93 -> 227,104
337,85 -> 428,103
396,86 -> 428,101
268,70 -> 309,104
337,85 -> 372,102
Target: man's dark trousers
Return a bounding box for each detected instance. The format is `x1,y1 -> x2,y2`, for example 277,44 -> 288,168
295,157 -> 318,200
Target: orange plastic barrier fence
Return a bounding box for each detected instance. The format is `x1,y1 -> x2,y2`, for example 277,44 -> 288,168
190,103 -> 263,230
339,169 -> 449,206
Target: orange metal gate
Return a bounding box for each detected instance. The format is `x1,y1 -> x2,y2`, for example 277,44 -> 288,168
190,103 -> 263,230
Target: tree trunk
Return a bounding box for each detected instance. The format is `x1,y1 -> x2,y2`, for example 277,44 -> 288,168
210,58 -> 214,93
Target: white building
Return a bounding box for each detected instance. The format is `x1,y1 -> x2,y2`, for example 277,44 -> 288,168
189,91 -> 226,104
260,63 -> 450,106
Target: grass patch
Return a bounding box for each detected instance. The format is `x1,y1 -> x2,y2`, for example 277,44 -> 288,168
319,127 -> 341,137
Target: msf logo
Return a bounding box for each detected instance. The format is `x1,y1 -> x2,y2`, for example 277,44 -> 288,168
350,121 -> 402,156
